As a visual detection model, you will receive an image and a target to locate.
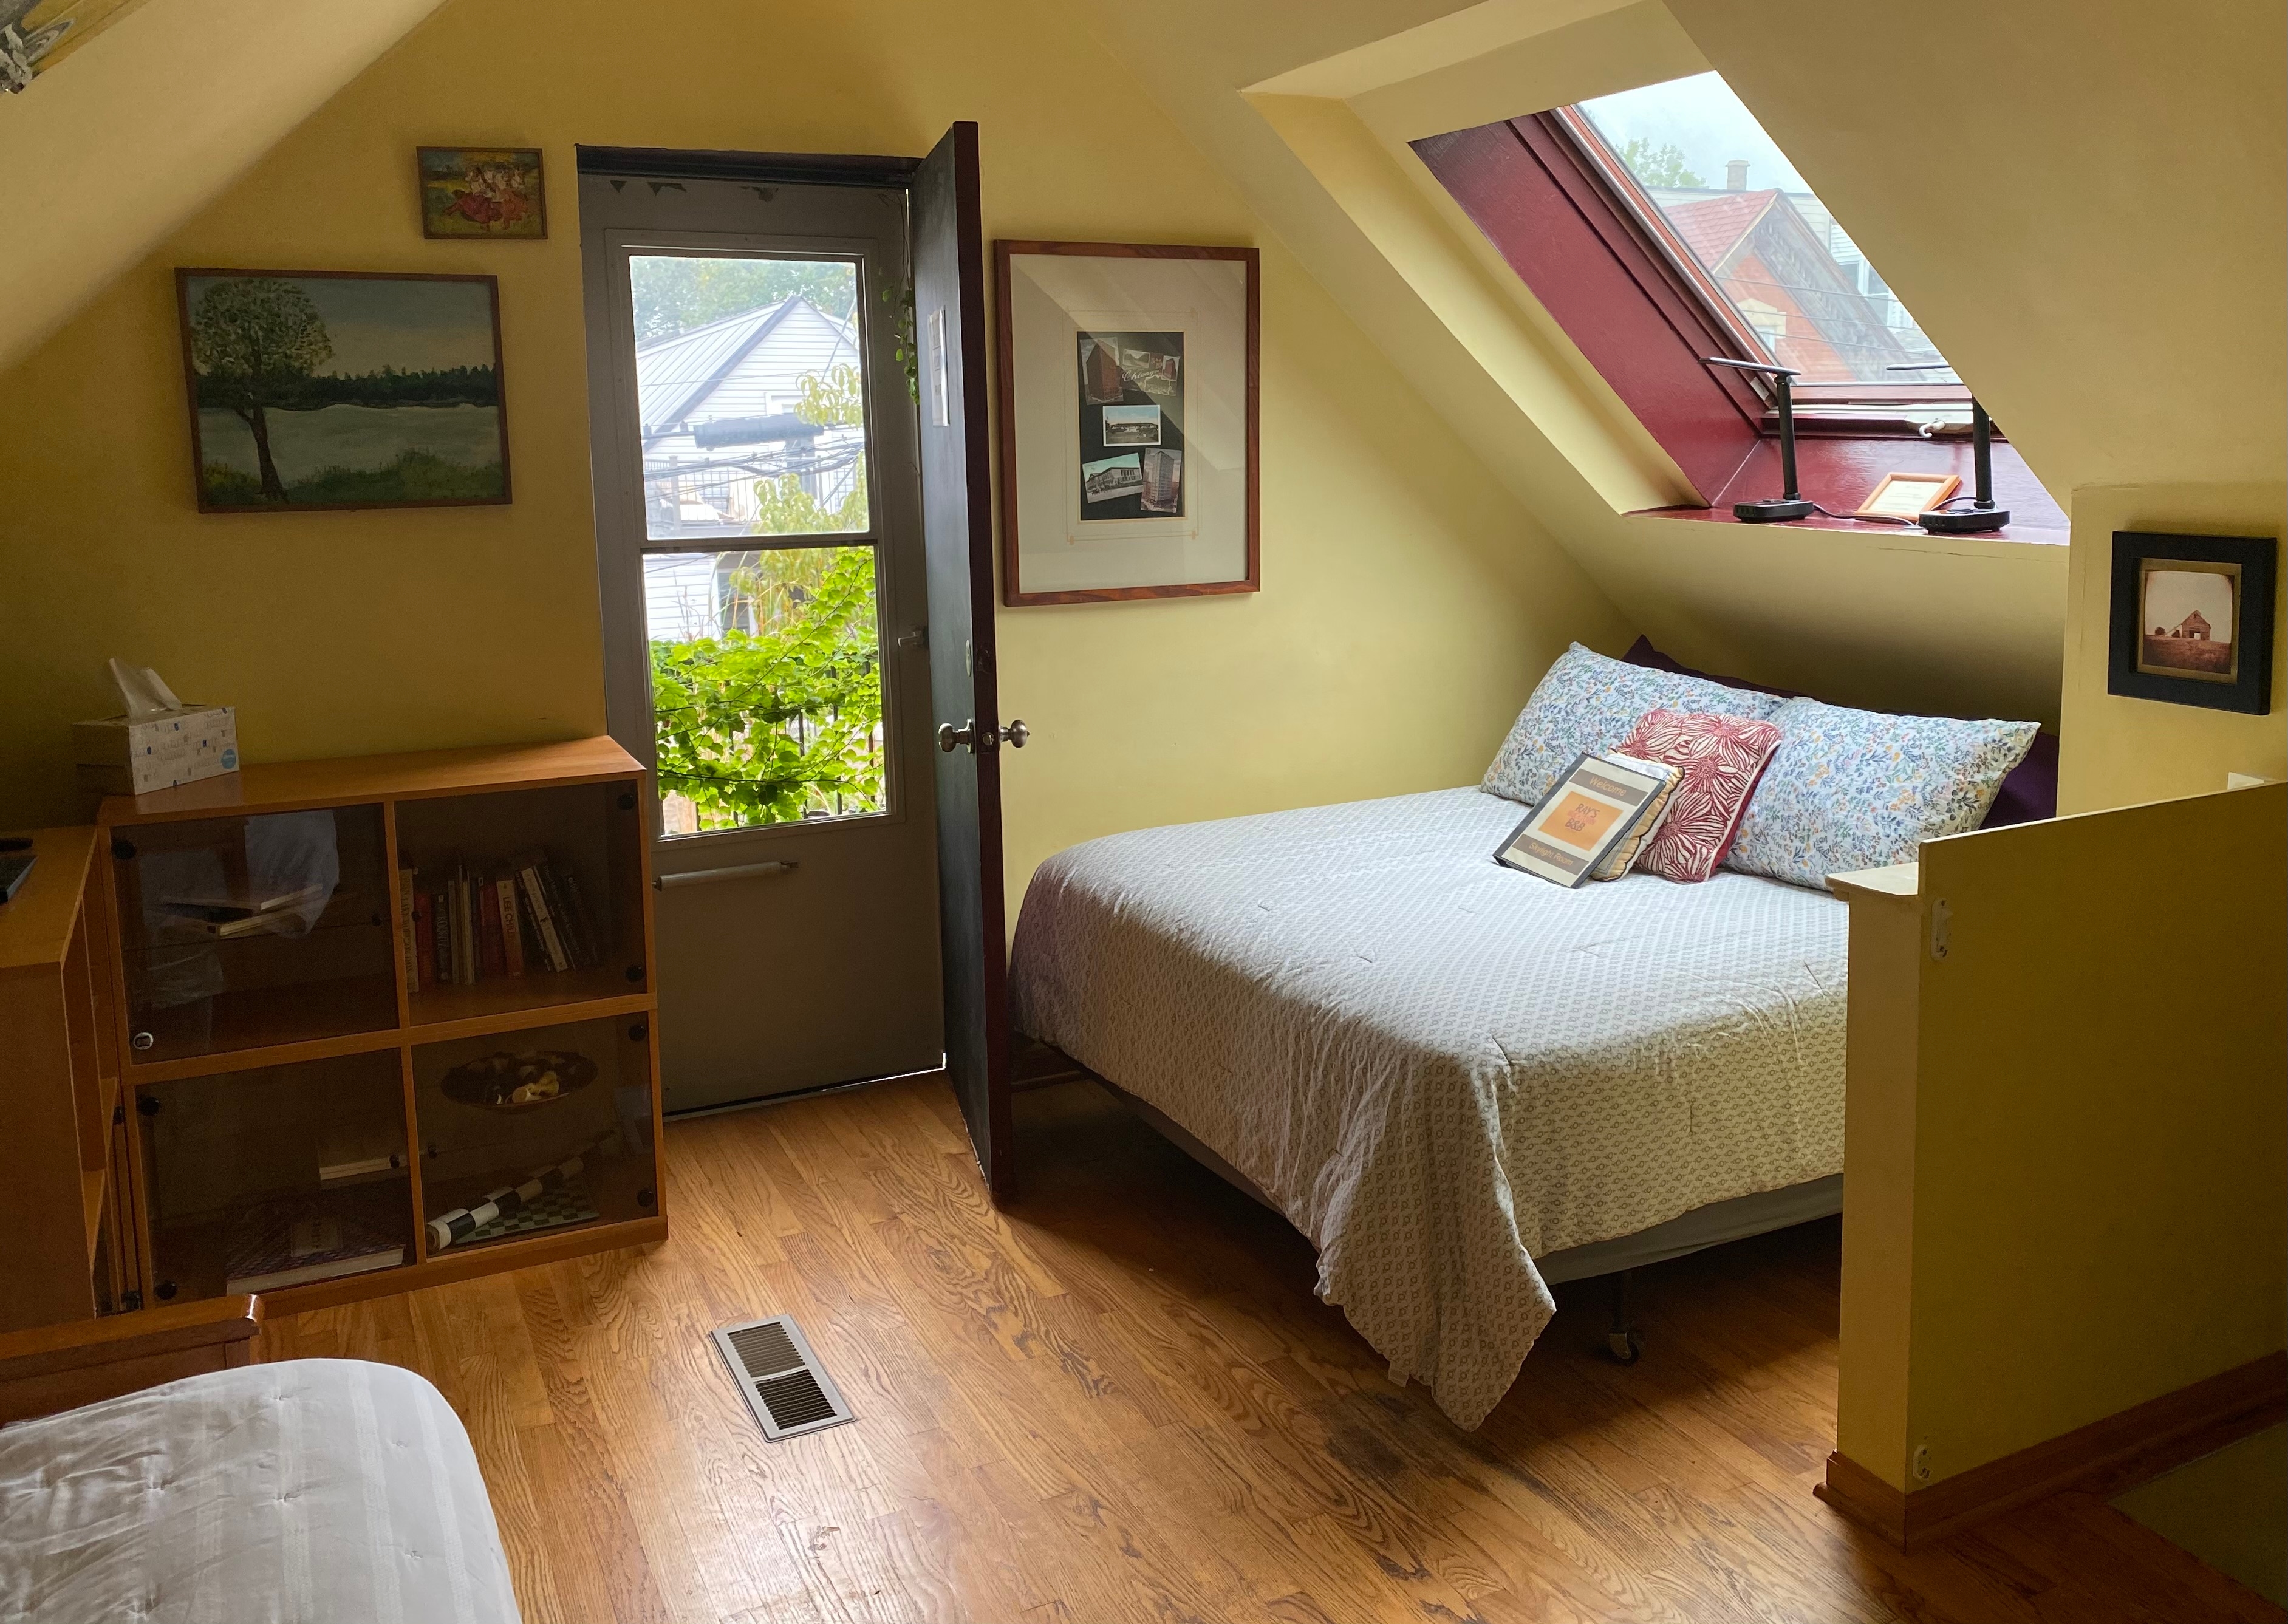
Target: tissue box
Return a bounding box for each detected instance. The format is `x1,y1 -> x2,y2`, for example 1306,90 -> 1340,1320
73,705 -> 240,797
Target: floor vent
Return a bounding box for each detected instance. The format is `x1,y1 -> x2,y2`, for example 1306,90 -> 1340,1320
712,1315 -> 854,1441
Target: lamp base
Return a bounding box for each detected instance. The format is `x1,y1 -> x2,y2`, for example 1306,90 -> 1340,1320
1919,505 -> 2010,534
1732,497 -> 1818,523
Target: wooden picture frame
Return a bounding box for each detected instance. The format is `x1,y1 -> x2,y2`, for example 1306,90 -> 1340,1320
994,241 -> 1258,605
417,146 -> 548,240
2107,531 -> 2276,714
1856,471 -> 1960,520
176,269 -> 512,514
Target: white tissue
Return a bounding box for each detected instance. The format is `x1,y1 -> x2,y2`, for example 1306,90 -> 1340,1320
108,657 -> 182,721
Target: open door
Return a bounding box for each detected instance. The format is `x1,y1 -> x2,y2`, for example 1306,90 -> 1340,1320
912,122 -> 1016,1198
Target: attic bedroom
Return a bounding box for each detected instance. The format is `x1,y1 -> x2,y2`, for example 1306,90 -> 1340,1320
0,1 -> 2281,1620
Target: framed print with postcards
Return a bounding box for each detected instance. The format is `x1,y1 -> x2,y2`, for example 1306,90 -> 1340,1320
2107,531 -> 2276,714
417,146 -> 547,239
994,241 -> 1258,605
175,270 -> 511,513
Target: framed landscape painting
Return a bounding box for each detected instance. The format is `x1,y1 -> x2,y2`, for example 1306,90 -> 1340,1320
2107,531 -> 2276,714
176,270 -> 511,513
995,241 -> 1258,606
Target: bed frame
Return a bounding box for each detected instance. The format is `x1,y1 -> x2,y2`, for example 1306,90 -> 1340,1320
1024,1042 -> 1840,1365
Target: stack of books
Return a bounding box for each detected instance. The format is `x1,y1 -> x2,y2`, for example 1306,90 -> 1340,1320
224,1184 -> 406,1294
398,847 -> 603,991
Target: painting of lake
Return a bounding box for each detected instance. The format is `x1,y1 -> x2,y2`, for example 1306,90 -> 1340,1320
176,271 -> 510,511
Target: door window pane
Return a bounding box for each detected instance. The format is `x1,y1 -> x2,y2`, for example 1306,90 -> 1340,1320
628,254 -> 869,541
646,547 -> 886,834
1575,73 -> 1949,386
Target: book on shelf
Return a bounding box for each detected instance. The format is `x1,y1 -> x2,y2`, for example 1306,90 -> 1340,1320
396,848 -> 601,990
154,880 -> 329,923
224,1184 -> 406,1294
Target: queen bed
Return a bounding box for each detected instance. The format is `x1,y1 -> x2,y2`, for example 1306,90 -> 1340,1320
1009,785 -> 1849,1430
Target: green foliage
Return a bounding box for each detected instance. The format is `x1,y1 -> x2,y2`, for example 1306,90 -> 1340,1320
1619,137 -> 1707,189
198,450 -> 503,507
649,548 -> 884,828
629,256 -> 856,342
795,363 -> 865,428
750,460 -> 869,535
881,280 -> 918,403
190,278 -> 332,402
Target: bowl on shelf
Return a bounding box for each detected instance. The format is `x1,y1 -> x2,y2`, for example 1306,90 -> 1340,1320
439,1049 -> 598,1112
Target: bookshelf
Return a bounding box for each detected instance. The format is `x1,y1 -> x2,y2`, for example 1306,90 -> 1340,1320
0,827 -> 140,1332
94,737 -> 666,1315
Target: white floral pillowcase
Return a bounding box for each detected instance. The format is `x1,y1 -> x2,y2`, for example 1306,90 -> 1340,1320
1483,643 -> 1786,807
1724,697 -> 2039,889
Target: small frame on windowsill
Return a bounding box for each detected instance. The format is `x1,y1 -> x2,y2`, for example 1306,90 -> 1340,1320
1856,471 -> 1959,522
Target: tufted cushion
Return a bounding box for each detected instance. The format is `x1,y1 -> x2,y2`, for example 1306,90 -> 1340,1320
1588,754 -> 1680,881
1614,709 -> 1784,882
1725,697 -> 2040,889
1483,643 -> 1785,808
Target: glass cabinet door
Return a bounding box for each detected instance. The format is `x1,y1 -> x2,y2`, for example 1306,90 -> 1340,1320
137,1051 -> 413,1305
111,807 -> 398,1063
411,1015 -> 658,1257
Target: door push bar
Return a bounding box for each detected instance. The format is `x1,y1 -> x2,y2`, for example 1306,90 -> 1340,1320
654,859 -> 800,890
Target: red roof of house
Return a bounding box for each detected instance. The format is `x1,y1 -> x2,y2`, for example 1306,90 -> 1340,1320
1660,190 -> 1781,272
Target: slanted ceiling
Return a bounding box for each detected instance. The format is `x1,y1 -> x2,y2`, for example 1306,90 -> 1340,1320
1073,0 -> 2286,726
0,0 -> 446,373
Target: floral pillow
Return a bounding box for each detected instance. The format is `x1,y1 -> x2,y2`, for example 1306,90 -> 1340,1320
1614,709 -> 1784,882
1724,698 -> 2040,889
1483,644 -> 1786,808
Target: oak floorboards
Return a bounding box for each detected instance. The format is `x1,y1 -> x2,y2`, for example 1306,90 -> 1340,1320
267,1075 -> 2272,1624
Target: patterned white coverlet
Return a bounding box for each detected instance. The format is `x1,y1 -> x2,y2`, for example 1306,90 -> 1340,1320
0,1359 -> 520,1623
1010,786 -> 1847,1429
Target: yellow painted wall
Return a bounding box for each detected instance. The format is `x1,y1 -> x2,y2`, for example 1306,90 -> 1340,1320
1834,785 -> 2288,1492
0,0 -> 1630,925
1088,0 -> 2284,768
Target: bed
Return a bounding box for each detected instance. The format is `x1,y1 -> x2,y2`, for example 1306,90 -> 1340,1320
1009,785 -> 1848,1430
0,1300 -> 519,1623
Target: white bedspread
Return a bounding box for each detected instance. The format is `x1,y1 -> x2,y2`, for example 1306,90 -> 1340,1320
1010,787 -> 1847,1428
0,1359 -> 520,1624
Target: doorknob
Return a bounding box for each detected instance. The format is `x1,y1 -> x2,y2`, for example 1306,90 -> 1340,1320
937,720 -> 978,752
999,720 -> 1029,749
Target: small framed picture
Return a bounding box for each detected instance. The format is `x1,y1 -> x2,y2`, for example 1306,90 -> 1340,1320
1494,753 -> 1672,888
1856,471 -> 1960,520
2108,532 -> 2277,714
417,147 -> 547,239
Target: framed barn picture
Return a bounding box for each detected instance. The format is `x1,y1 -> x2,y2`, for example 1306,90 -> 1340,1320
2107,531 -> 2276,714
175,270 -> 511,513
994,241 -> 1258,605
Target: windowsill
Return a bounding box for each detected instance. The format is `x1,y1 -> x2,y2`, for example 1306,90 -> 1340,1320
1629,503 -> 2069,548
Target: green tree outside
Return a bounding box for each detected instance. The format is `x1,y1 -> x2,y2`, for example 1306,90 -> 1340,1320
647,361 -> 884,829
1619,137 -> 1707,189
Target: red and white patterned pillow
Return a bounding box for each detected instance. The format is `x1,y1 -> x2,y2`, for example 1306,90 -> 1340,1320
1615,708 -> 1784,882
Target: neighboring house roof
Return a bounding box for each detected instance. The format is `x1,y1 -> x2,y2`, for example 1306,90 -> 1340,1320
635,297 -> 860,443
1660,189 -> 1782,274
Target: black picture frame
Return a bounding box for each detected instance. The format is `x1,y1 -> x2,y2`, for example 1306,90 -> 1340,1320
2108,531 -> 2276,714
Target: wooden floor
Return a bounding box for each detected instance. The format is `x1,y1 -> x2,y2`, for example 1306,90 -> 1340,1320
270,1075 -> 2273,1624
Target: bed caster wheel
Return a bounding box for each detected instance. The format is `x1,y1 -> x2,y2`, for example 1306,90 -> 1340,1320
1605,1329 -> 1642,1365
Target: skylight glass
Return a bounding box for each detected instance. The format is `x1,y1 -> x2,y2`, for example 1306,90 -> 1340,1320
1576,73 -> 1949,389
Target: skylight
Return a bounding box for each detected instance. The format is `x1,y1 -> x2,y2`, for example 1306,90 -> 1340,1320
1573,73 -> 1950,391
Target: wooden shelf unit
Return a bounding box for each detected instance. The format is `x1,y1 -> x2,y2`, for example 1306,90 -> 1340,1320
0,826 -> 139,1331
94,737 -> 668,1317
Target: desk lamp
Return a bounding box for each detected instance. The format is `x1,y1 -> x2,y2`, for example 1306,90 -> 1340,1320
1887,363 -> 2010,533
1702,357 -> 1815,522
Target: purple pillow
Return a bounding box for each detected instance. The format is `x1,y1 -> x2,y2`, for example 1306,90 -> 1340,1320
1621,636 -> 2055,828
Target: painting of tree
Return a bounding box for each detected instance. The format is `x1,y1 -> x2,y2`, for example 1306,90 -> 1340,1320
188,278 -> 332,502
176,270 -> 508,511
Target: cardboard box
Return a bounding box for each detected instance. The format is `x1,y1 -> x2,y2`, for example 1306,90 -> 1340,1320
73,705 -> 240,797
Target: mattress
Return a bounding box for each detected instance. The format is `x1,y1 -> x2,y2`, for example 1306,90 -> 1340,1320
1010,786 -> 1848,1428
0,1358 -> 521,1624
